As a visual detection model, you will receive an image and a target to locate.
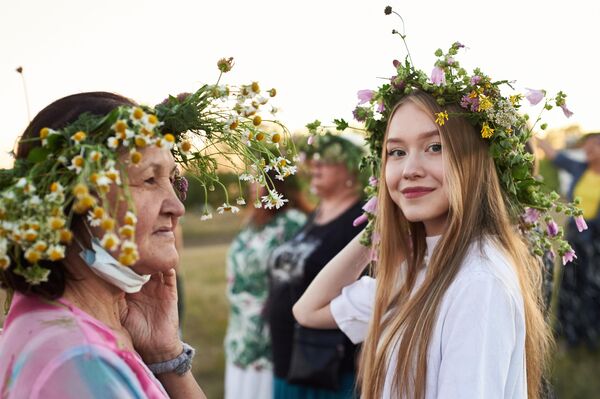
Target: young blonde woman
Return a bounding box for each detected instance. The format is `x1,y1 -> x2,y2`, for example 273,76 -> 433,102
293,34 -> 581,398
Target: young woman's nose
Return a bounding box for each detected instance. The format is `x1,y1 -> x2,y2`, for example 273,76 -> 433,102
402,152 -> 425,180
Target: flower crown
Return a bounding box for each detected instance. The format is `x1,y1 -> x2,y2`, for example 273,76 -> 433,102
337,7 -> 585,264
301,122 -> 366,173
0,58 -> 297,285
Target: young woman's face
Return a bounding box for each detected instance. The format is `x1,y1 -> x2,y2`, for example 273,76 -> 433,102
385,101 -> 449,236
123,146 -> 185,274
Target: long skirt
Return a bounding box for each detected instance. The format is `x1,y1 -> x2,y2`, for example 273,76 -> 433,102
225,361 -> 273,399
273,373 -> 355,399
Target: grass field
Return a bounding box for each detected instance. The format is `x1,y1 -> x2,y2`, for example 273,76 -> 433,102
2,211 -> 599,398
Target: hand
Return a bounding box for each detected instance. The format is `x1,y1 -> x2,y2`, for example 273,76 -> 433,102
534,137 -> 557,160
120,269 -> 182,363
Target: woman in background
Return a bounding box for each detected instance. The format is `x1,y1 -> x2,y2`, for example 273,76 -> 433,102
224,173 -> 311,399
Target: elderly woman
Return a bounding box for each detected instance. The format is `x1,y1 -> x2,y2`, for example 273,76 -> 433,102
265,132 -> 366,399
0,80 -> 293,397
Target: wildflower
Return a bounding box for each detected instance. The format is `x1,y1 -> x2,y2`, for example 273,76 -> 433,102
89,151 -> 102,162
369,176 -> 379,187
178,141 -> 192,155
236,197 -> 246,205
524,88 -> 545,105
559,103 -> 573,118
470,75 -> 482,85
132,107 -> 144,120
114,120 -> 128,134
88,207 -> 105,227
269,88 -> 277,97
228,118 -> 239,130
254,199 -> 262,209
73,183 -> 89,198
363,196 -> 378,214
71,131 -> 87,144
430,66 -> 445,86
434,111 -> 449,126
98,217 -> 114,231
100,232 -> 120,251
307,135 -> 315,145
562,249 -> 577,265
200,212 -> 213,221
105,167 -> 121,185
377,100 -> 385,113
124,211 -> 137,226
33,241 -> 48,252
255,132 -> 265,142
575,215 -> 588,232
547,220 -> 559,237
217,203 -> 240,215
239,173 -> 255,182
509,94 -> 522,106
357,89 -> 374,105
47,245 -> 65,261
481,122 -> 494,139
59,229 -> 73,244
134,135 -> 148,148
253,115 -> 262,126
107,137 -> 120,149
130,150 -> 142,164
523,207 -> 540,224
49,216 -> 66,230
69,155 -> 85,173
24,229 -> 38,242
25,248 -> 42,264
0,255 -> 10,270
271,133 -> 281,144
353,214 -> 368,227
261,191 -> 288,209
217,57 -> 234,73
478,95 -> 493,111
119,225 -> 135,239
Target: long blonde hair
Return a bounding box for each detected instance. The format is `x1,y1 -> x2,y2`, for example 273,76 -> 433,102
358,91 -> 551,398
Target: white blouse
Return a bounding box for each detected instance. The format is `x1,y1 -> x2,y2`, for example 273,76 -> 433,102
330,236 -> 527,398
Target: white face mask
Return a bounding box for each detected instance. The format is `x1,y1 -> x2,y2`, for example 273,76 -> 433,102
79,238 -> 150,293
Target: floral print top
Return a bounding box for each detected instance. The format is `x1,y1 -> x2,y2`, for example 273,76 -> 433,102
224,209 -> 306,370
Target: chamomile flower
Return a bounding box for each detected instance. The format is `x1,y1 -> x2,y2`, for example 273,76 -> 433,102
100,232 -> 120,251
200,212 -> 213,221
261,190 -> 288,210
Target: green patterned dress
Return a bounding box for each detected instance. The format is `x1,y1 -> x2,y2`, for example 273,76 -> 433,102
225,209 -> 307,370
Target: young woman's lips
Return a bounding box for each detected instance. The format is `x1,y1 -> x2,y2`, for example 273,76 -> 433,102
401,187 -> 435,199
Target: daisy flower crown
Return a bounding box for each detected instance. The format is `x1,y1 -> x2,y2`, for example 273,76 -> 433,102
338,7 -> 585,264
0,58 -> 297,286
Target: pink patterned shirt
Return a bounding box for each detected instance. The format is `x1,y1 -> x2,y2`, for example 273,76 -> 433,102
0,292 -> 168,399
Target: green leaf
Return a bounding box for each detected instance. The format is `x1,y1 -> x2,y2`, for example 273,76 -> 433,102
333,118 -> 349,131
27,147 -> 50,163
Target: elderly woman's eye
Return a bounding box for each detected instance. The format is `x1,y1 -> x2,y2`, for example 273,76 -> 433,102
144,177 -> 156,185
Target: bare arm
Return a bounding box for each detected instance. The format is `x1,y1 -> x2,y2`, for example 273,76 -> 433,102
535,137 -> 558,161
292,233 -> 371,328
156,370 -> 206,399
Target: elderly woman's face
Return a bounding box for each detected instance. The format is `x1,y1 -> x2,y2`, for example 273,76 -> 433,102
120,146 -> 185,274
309,159 -> 354,198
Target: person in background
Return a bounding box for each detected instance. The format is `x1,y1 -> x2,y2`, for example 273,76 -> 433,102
537,133 -> 600,348
224,173 -> 311,399
266,132 -> 366,399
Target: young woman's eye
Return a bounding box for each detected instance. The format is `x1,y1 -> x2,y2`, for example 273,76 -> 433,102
428,143 -> 442,153
387,149 -> 406,157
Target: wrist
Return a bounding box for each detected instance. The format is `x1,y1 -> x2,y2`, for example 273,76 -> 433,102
141,341 -> 183,364
146,342 -> 195,376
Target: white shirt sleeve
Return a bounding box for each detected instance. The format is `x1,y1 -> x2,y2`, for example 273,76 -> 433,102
436,272 -> 522,399
330,276 -> 376,344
